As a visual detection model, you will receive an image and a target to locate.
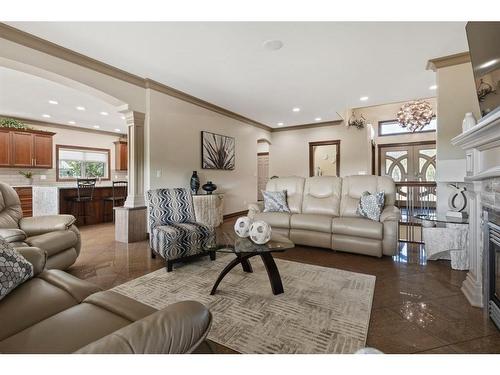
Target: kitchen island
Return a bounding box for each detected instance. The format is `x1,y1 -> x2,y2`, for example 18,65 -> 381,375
12,185 -> 126,226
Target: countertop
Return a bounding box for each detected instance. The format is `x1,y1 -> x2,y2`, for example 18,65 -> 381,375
11,184 -> 119,189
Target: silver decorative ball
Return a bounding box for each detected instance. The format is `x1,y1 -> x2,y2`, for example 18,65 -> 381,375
249,220 -> 272,244
234,216 -> 252,238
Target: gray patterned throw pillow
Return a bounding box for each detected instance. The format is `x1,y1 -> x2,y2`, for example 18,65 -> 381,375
0,237 -> 34,301
357,191 -> 385,221
262,190 -> 291,213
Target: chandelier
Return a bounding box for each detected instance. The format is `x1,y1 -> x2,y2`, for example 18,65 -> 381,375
397,100 -> 434,132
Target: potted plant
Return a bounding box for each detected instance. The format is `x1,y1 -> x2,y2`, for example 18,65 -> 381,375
18,171 -> 34,185
0,118 -> 31,130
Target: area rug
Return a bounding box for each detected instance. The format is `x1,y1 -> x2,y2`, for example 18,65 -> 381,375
112,255 -> 375,354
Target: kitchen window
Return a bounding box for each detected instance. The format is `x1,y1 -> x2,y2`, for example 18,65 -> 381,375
56,145 -> 110,181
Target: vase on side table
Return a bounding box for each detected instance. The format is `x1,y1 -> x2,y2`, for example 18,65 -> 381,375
190,171 -> 200,194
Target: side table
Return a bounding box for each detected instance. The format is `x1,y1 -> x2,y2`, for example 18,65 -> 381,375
192,193 -> 224,227
415,214 -> 469,270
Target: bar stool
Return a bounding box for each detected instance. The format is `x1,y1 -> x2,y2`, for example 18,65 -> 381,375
67,178 -> 96,226
103,180 -> 128,222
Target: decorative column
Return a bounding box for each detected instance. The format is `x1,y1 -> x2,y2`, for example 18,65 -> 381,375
114,110 -> 148,243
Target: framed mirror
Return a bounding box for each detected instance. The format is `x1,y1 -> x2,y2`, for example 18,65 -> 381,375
309,140 -> 340,177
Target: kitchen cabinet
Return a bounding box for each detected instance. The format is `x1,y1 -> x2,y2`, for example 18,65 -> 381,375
114,140 -> 128,171
0,129 -> 10,166
0,128 -> 55,168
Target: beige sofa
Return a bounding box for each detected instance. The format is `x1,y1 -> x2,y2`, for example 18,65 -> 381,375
0,182 -> 80,270
249,175 -> 400,257
0,247 -> 212,354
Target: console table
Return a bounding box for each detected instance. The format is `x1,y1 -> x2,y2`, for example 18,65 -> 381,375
192,193 -> 224,227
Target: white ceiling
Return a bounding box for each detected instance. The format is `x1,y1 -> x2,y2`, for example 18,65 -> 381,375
7,22 -> 468,128
0,66 -> 127,133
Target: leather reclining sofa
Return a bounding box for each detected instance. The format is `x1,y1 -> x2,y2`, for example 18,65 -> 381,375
249,175 -> 401,257
0,246 -> 212,354
0,182 -> 80,270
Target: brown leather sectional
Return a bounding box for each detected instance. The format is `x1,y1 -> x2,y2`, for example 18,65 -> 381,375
249,175 -> 401,257
0,247 -> 212,354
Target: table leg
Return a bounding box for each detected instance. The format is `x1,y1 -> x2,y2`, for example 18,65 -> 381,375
210,254 -> 252,295
259,252 -> 284,295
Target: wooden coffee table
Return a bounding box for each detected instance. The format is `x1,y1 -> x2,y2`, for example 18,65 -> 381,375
209,232 -> 295,295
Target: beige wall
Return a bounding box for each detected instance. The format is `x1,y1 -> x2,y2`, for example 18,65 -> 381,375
436,62 -> 481,162
148,90 -> 271,214
0,121 -> 126,186
269,124 -> 370,178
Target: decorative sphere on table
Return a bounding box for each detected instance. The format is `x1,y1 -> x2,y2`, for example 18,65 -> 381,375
249,220 -> 272,244
234,216 -> 252,238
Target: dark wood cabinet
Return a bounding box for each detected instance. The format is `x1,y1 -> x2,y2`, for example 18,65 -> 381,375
0,128 -> 55,169
0,129 -> 10,167
114,140 -> 128,171
13,187 -> 33,217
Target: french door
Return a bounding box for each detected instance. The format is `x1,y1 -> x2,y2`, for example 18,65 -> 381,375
379,141 -> 436,243
379,141 -> 436,182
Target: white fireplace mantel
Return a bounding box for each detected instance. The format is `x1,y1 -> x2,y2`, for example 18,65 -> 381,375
451,109 -> 500,308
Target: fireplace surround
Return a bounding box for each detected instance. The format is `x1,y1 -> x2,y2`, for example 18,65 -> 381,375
484,207 -> 500,329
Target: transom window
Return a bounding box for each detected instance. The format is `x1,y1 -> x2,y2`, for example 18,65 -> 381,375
378,117 -> 437,136
56,145 -> 110,181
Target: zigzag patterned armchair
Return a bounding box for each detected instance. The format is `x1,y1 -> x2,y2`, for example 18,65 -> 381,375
147,188 -> 216,272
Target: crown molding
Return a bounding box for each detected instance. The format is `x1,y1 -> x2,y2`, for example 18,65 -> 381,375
144,79 -> 271,131
271,119 -> 343,132
426,51 -> 471,72
0,114 -> 127,137
0,23 -> 272,132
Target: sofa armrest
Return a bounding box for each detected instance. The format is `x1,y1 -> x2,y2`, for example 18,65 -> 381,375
248,201 -> 264,219
19,215 -> 76,236
15,247 -> 47,276
75,301 -> 212,354
380,205 -> 400,222
0,228 -> 27,243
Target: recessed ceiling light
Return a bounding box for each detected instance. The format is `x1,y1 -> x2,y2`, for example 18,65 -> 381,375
48,100 -> 58,105
114,128 -> 121,132
292,107 -> 301,112
68,121 -> 76,125
121,115 -> 126,120
277,122 -> 284,127
76,106 -> 85,111
93,125 -> 100,129
429,84 -> 438,90
263,39 -> 284,51
315,117 -> 322,122
479,59 -> 498,69
42,114 -> 51,118
100,111 -> 109,116
360,96 -> 369,101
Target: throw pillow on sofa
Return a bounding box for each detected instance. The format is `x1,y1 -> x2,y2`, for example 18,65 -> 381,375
262,190 -> 291,213
0,237 -> 34,301
357,191 -> 385,221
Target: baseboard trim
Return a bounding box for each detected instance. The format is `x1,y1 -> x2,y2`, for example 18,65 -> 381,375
461,272 -> 484,308
223,210 -> 248,220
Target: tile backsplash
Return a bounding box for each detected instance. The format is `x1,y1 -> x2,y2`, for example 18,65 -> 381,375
0,168 -> 128,186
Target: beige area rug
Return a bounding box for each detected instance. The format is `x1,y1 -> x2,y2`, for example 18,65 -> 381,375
113,255 -> 375,354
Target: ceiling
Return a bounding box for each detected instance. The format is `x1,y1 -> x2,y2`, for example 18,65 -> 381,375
0,66 -> 127,133
6,22 -> 469,128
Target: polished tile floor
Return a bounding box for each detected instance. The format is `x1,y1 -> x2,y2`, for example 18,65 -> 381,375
68,220 -> 500,354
